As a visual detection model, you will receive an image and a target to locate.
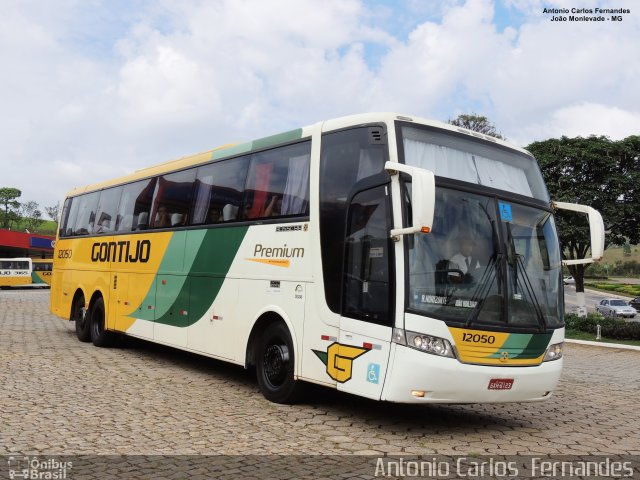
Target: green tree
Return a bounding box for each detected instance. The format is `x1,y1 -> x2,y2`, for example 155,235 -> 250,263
44,203 -> 60,223
0,187 -> 22,229
20,200 -> 44,232
448,113 -> 505,140
527,135 -> 640,292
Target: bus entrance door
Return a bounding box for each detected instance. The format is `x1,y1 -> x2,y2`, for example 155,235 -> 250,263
337,185 -> 394,399
336,318 -> 392,400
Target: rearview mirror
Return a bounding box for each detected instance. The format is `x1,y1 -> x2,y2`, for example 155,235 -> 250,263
552,201 -> 605,265
384,161 -> 435,237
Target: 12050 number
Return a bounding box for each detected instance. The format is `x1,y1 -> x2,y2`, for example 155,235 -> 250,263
462,333 -> 496,344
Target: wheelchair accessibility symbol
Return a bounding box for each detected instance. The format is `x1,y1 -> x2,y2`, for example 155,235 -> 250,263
367,363 -> 380,384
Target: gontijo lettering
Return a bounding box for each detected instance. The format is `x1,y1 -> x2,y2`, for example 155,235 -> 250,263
91,240 -> 151,263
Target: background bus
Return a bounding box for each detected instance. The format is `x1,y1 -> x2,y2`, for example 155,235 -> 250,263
50,113 -> 604,404
31,258 -> 53,287
0,258 -> 32,288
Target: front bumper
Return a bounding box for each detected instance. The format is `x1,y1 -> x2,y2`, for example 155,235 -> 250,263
381,343 -> 563,404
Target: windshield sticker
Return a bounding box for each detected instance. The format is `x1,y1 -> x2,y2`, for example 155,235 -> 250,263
455,299 -> 478,308
498,202 -> 513,222
421,294 -> 448,305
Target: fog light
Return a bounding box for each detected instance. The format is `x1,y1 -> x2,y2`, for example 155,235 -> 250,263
411,390 -> 425,398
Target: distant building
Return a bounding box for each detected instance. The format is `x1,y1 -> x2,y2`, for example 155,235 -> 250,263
0,229 -> 55,258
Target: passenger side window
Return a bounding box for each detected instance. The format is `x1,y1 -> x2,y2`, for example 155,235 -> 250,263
71,191 -> 100,236
115,178 -> 157,232
343,185 -> 393,325
150,169 -> 196,228
59,198 -> 75,237
94,187 -> 123,234
242,141 -> 311,220
192,156 -> 250,224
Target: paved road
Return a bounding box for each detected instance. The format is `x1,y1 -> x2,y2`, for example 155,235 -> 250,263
564,285 -> 639,317
1,289 -> 639,458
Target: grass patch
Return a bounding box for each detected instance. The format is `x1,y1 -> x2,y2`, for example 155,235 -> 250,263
12,219 -> 56,236
600,245 -> 640,264
565,329 -> 640,347
584,282 -> 640,297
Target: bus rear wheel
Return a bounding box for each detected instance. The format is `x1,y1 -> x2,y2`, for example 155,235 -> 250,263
90,297 -> 114,347
256,322 -> 301,404
73,294 -> 91,342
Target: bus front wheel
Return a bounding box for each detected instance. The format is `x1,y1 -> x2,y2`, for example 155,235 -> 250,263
73,294 -> 91,342
256,322 -> 301,404
90,297 -> 114,348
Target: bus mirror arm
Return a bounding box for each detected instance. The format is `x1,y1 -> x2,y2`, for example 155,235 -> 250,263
384,161 -> 435,237
552,201 -> 605,265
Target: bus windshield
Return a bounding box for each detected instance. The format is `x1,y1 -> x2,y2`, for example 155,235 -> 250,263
406,187 -> 563,329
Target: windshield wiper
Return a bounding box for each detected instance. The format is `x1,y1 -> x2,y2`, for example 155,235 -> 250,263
465,252 -> 502,327
506,223 -> 547,331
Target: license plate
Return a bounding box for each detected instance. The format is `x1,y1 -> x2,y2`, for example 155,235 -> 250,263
488,378 -> 514,390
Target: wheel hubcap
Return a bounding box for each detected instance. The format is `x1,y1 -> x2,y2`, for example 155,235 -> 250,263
264,344 -> 289,386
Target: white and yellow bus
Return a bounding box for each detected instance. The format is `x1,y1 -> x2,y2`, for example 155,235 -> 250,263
50,113 -> 604,404
0,258 -> 32,288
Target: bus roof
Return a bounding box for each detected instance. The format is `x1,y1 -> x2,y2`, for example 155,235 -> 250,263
63,112 -> 532,199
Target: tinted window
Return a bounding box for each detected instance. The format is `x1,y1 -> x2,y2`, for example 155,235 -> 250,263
150,169 -> 196,228
242,141 -> 311,220
192,156 -> 250,224
71,191 -> 100,236
94,187 -> 123,234
115,178 -> 157,232
59,198 -> 72,237
0,260 -> 30,270
62,197 -> 79,237
33,262 -> 52,271
343,185 -> 394,325
319,127 -> 389,313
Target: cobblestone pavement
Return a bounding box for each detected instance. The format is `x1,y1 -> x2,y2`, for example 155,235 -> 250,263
1,289 -> 639,456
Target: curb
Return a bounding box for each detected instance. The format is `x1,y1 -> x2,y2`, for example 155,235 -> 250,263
565,338 -> 640,351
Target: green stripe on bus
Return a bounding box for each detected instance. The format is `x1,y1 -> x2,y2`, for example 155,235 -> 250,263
211,143 -> 252,161
152,226 -> 248,327
31,273 -> 45,284
210,128 -> 303,162
488,332 -> 551,359
251,129 -> 303,150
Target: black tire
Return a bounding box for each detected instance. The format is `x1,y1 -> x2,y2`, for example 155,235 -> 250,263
256,322 -> 302,404
73,294 -> 91,342
90,297 -> 114,347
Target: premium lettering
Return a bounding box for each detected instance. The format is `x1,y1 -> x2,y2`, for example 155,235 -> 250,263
253,243 -> 304,258
91,240 -> 151,263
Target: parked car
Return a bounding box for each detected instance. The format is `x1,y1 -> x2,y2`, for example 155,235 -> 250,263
595,299 -> 637,318
563,276 -> 575,285
629,297 -> 640,312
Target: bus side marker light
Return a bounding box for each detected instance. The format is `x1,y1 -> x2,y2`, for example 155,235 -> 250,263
162,279 -> 167,285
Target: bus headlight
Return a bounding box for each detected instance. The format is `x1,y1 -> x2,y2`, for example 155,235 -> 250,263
393,328 -> 455,358
543,342 -> 563,362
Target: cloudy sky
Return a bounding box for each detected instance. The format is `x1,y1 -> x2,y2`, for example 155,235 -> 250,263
1,0 -> 638,210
